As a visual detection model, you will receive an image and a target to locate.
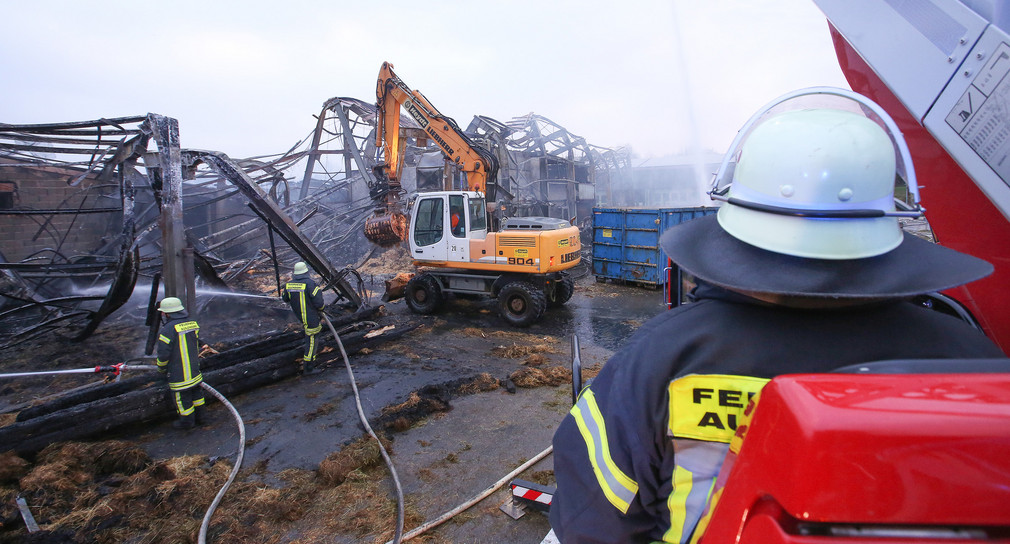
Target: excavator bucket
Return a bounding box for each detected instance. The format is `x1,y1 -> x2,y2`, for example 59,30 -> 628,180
364,210 -> 409,248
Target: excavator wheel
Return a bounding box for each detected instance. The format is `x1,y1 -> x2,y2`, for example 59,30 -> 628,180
549,274 -> 575,307
364,211 -> 409,248
405,274 -> 444,315
498,281 -> 547,327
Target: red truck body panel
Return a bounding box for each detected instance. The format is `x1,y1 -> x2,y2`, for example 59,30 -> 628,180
700,374 -> 1010,542
828,23 -> 1010,355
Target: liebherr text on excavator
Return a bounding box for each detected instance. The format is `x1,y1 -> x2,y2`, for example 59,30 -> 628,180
364,62 -> 581,327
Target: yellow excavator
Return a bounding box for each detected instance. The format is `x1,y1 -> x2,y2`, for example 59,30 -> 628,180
364,61 -> 581,326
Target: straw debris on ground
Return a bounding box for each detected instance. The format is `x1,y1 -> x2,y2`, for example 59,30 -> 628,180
358,246 -> 416,276
319,434 -> 393,486
508,365 -> 572,388
491,343 -> 556,359
377,373 -> 502,432
0,434 -> 423,544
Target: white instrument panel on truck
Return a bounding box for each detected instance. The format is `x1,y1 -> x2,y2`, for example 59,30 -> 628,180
815,0 -> 1010,222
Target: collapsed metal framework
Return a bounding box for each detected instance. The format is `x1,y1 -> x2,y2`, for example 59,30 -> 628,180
0,96 -> 628,348
0,115 -> 364,350
468,113 -> 631,227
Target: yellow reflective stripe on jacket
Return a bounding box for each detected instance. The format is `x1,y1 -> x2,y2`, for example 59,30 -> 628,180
158,334 -> 171,344
689,487 -> 723,544
169,373 -> 203,391
663,466 -> 718,543
667,375 -> 769,443
173,321 -> 199,385
571,389 -> 639,513
664,465 -> 694,543
286,282 -> 309,325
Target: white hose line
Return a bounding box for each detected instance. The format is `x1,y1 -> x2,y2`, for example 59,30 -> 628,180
0,368 -> 120,377
197,381 -> 246,544
107,365 -> 247,544
2,361 -> 247,544
388,444 -> 554,544
322,314 -> 405,544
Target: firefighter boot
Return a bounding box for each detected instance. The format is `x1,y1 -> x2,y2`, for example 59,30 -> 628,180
194,405 -> 207,426
303,359 -> 318,375
173,414 -> 196,430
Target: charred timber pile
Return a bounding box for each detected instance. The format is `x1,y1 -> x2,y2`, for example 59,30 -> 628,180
2,305 -> 419,455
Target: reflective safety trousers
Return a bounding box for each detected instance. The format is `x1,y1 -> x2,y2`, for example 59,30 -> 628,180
283,274 -> 324,329
549,283 -> 1004,544
156,313 -> 203,392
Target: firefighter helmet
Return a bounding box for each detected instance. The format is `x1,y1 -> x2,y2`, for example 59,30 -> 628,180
709,87 -> 922,260
293,262 -> 309,275
158,297 -> 184,313
660,87 -> 992,299
718,108 -> 899,259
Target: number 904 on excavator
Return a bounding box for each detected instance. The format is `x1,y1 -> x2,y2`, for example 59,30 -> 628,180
364,62 -> 581,327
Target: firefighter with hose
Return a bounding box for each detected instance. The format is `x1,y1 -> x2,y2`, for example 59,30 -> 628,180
155,296 -> 206,430
282,262 -> 326,374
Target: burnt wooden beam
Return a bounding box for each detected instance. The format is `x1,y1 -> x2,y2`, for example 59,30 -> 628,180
1,312 -> 412,455
12,306 -> 382,423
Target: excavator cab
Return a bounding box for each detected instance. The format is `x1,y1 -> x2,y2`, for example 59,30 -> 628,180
409,191 -> 488,263
694,360 -> 1010,543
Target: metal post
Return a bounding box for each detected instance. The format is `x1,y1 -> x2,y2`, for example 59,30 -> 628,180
182,248 -> 196,317
299,106 -> 328,201
259,205 -> 282,296
147,114 -> 187,301
145,272 -> 162,355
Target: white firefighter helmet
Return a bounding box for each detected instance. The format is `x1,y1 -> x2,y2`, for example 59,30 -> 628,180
158,297 -> 185,313
660,88 -> 992,299
710,87 -> 922,260
293,262 -> 309,275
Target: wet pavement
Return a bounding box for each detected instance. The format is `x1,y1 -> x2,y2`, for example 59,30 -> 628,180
117,272 -> 670,542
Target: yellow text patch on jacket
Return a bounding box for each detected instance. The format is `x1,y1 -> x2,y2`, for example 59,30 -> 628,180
668,374 -> 769,443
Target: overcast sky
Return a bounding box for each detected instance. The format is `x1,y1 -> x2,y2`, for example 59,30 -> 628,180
1,0 -> 849,160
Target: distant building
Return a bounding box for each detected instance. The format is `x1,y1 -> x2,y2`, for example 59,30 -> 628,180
608,152 -> 723,208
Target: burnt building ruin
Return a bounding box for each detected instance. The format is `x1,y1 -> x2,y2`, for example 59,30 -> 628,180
0,94 -> 633,349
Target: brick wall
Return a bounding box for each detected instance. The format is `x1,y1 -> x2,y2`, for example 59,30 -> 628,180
0,163 -> 123,263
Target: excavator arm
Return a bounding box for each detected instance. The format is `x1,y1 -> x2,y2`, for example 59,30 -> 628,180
364,61 -> 499,247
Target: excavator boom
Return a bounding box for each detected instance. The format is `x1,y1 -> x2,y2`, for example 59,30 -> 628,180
365,61 -> 499,247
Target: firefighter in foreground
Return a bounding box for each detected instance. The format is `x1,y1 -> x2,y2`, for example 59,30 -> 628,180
282,262 -> 325,374
155,296 -> 206,430
549,90 -> 1005,543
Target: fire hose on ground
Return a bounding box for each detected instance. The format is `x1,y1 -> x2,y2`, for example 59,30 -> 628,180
2,329 -> 575,543
321,313 -> 406,544
0,363 -> 246,544
382,334 -> 585,542
385,445 -> 554,544
321,315 -> 555,544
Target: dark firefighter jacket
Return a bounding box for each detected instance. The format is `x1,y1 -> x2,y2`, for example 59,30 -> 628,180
550,283 -> 1004,544
283,273 -> 324,328
156,310 -> 203,392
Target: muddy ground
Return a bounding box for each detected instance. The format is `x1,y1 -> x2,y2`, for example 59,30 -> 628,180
0,254 -> 669,543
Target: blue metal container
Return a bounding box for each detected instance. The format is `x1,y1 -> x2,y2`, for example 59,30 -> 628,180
592,206 -> 718,287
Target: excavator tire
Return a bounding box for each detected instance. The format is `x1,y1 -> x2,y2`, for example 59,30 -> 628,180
405,274 -> 443,315
498,281 -> 547,327
549,274 -> 575,307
